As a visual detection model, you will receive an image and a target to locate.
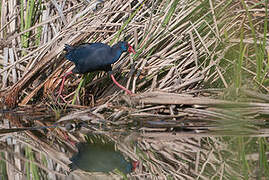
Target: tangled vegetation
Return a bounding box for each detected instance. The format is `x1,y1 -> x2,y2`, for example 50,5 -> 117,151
0,0 -> 268,179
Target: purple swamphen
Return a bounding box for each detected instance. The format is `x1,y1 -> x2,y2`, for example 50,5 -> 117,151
58,41 -> 136,98
70,142 -> 139,173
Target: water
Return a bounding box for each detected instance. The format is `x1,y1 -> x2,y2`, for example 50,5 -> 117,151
0,107 -> 269,179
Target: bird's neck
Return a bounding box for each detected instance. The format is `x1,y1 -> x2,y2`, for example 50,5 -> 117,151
111,46 -> 123,63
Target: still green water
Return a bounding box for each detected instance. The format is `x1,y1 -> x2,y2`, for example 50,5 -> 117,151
0,109 -> 268,179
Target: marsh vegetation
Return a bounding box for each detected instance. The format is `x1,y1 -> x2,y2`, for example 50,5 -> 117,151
0,0 -> 269,179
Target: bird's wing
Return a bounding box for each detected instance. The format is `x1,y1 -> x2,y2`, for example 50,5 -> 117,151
76,45 -> 113,72
64,43 -> 109,63
65,43 -> 114,73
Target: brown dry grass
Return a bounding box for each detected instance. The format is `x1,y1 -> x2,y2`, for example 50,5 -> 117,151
0,0 -> 269,179
0,0 -> 237,107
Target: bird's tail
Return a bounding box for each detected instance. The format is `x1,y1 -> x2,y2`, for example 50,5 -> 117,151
64,44 -> 73,52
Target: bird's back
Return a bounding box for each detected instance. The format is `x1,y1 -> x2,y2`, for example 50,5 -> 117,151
64,43 -> 114,74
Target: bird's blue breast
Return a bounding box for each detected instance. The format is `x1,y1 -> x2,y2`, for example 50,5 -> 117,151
110,50 -> 122,64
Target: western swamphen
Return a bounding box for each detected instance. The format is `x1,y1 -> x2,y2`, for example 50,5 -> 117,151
58,41 -> 135,98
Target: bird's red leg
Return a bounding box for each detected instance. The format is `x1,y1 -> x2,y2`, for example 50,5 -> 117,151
110,74 -> 132,95
57,71 -> 73,99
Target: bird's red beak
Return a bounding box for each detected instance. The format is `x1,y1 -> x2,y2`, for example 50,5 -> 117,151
128,43 -> 136,54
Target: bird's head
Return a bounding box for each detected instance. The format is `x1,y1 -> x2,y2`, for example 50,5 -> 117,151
117,41 -> 136,54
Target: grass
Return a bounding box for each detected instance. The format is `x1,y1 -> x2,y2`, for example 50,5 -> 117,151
235,22 -> 246,90
26,147 -> 40,180
241,0 -> 261,83
0,0 -> 269,179
0,152 -> 7,180
20,0 -> 36,54
2,0 -> 268,102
